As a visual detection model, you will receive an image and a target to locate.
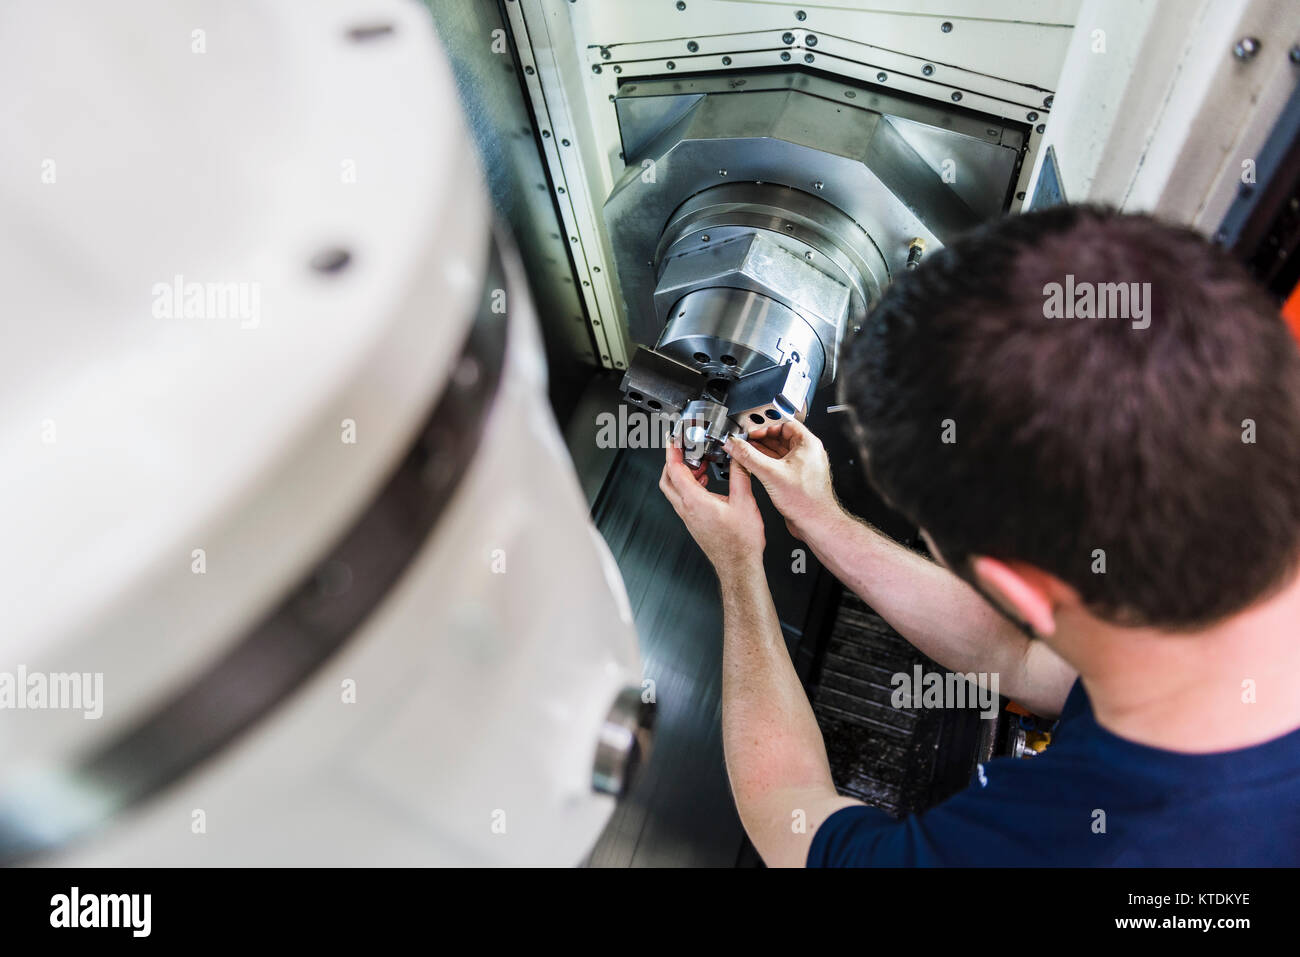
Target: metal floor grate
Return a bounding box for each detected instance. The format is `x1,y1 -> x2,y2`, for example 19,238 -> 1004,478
812,591 -> 986,817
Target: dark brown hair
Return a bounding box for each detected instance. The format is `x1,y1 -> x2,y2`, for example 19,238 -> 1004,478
839,205 -> 1300,628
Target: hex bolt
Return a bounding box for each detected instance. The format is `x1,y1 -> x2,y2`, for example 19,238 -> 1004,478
906,238 -> 925,269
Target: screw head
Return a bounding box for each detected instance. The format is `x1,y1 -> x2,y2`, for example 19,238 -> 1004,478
1016,191 -> 1026,200
806,33 -> 818,46
676,0 -> 686,9
951,91 -> 962,102
780,51 -> 791,61
1036,123 -> 1046,134
922,63 -> 934,76
804,52 -> 814,63
1234,36 -> 1261,60
721,55 -> 732,65
592,64 -> 602,74
812,180 -> 824,190
795,9 -> 807,20
600,47 -> 611,60
941,21 -> 953,33
877,71 -> 887,82
783,31 -> 794,44
666,60 -> 676,69
1044,94 -> 1054,108
687,40 -> 699,52
1027,111 -> 1038,121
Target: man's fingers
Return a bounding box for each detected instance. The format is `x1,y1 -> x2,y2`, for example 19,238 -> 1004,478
658,464 -> 684,512
728,459 -> 755,504
725,434 -> 778,478
666,439 -> 685,468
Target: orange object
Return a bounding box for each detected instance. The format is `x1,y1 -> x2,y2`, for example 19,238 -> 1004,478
1006,700 -> 1033,717
1282,283 -> 1300,344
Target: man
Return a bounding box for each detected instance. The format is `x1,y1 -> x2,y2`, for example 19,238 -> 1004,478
658,205 -> 1300,866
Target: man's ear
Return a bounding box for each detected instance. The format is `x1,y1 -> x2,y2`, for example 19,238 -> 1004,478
969,556 -> 1067,638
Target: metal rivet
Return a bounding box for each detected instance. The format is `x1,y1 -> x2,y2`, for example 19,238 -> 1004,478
525,65 -> 535,75
941,21 -> 953,33
541,129 -> 551,137
310,248 -> 352,274
1027,111 -> 1038,121
666,60 -> 676,69
795,9 -> 807,21
1044,94 -> 1054,108
951,91 -> 962,102
721,56 -> 731,65
804,53 -> 814,63
557,186 -> 566,194
347,23 -> 395,42
812,181 -> 824,190
877,71 -> 887,82
592,64 -> 602,74
600,47 -> 611,60
561,138 -> 571,146
1036,123 -> 1045,134
1016,191 -> 1026,200
806,34 -> 818,46
687,40 -> 699,52
804,251 -> 814,261
844,90 -> 856,98
783,32 -> 795,44
780,51 -> 791,61
1234,37 -> 1261,61
613,65 -> 622,73
701,234 -> 710,242
718,168 -> 728,176
922,63 -> 935,76
676,0 -> 685,8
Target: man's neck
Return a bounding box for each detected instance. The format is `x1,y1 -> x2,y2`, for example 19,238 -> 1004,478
1058,569 -> 1300,753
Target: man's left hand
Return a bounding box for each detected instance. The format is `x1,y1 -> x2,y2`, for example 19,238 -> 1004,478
659,441 -> 766,574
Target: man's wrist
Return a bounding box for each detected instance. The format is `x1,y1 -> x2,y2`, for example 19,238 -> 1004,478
792,497 -> 849,545
711,548 -> 766,586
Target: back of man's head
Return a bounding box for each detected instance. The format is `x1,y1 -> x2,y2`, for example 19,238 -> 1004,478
839,205 -> 1300,630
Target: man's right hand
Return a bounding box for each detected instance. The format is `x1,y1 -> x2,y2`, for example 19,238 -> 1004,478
724,419 -> 840,541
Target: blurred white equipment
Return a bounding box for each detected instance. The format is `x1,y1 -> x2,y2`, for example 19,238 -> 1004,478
0,0 -> 644,865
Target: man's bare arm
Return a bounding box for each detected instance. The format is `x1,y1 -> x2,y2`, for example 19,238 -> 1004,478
726,422 -> 1077,718
799,506 -> 1076,717
717,553 -> 860,867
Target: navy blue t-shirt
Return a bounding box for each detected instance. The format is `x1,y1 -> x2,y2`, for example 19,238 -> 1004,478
808,679 -> 1300,866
